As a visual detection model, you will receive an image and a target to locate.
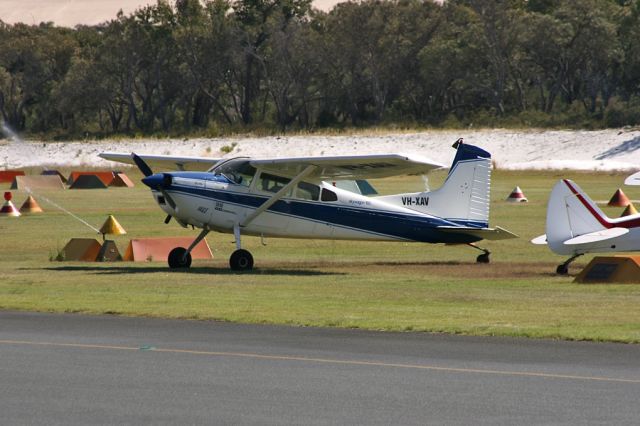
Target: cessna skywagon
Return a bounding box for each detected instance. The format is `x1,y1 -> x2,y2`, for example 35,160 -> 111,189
100,139 -> 517,271
533,178 -> 640,274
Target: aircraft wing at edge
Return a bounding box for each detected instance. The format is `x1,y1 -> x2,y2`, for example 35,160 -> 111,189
250,154 -> 445,180
436,226 -> 519,240
624,171 -> 640,186
99,152 -> 221,172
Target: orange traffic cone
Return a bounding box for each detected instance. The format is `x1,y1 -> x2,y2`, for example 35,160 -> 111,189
19,195 -> 43,214
608,188 -> 630,207
506,186 -> 528,202
620,203 -> 638,217
0,191 -> 21,217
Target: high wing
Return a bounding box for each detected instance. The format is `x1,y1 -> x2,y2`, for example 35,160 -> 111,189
99,152 -> 220,171
249,154 -> 444,180
100,152 -> 444,178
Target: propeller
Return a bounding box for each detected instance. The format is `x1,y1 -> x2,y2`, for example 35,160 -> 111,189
132,153 -> 153,177
131,153 -> 178,218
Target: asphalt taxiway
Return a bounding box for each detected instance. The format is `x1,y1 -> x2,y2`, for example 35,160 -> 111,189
1,311 -> 639,425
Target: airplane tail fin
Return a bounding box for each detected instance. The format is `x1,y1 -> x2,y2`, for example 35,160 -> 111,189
425,140 -> 492,227
545,179 -> 611,253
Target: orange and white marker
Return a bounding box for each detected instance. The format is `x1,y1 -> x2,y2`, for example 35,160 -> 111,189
19,195 -> 43,214
620,203 -> 638,217
0,191 -> 21,217
607,188 -> 630,207
506,186 -> 528,202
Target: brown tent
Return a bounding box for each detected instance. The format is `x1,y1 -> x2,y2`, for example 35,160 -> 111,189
97,240 -> 122,261
123,237 -> 213,262
69,174 -> 108,189
0,170 -> 25,183
41,170 -> 68,183
11,175 -> 65,190
575,256 -> 640,284
60,238 -> 102,261
111,172 -> 135,187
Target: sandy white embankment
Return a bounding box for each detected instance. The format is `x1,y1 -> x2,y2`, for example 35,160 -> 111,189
1,128 -> 639,171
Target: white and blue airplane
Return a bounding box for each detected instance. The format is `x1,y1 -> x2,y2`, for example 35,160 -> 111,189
533,177 -> 640,274
100,139 -> 517,271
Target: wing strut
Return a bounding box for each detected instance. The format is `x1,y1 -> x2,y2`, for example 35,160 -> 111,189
240,165 -> 317,228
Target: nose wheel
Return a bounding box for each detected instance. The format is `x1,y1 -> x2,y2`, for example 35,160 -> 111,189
168,247 -> 192,269
167,228 -> 209,270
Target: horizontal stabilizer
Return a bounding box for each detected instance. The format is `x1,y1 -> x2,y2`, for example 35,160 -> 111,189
563,227 -> 629,246
437,225 -> 518,240
531,234 -> 547,245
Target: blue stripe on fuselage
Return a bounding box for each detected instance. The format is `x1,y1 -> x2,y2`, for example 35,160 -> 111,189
169,184 -> 485,244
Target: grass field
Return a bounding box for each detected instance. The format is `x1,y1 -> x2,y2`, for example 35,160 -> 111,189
1,168 -> 639,343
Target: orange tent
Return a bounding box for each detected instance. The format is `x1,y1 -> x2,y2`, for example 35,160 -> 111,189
68,171 -> 115,186
123,237 -> 213,262
111,172 -> 135,187
60,238 -> 102,261
575,256 -> 640,283
69,175 -> 108,189
0,170 -> 25,183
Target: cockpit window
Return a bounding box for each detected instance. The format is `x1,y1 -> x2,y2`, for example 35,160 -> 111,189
212,159 -> 256,187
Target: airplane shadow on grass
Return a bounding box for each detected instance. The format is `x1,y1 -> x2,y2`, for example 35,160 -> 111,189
36,265 -> 344,277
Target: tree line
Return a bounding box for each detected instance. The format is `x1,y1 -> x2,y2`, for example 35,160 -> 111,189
1,0 -> 640,138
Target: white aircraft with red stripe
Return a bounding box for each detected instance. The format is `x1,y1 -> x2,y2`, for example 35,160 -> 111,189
533,178 -> 640,274
100,139 -> 517,271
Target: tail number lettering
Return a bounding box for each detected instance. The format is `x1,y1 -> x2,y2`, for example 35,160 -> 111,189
401,196 -> 429,206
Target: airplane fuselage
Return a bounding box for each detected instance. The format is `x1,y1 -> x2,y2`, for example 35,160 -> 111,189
147,171 -> 482,245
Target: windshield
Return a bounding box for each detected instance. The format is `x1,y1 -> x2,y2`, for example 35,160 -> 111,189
211,158 -> 256,187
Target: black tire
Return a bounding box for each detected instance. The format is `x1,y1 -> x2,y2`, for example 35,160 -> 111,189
230,249 -> 254,271
476,253 -> 490,264
168,247 -> 192,269
556,264 -> 568,275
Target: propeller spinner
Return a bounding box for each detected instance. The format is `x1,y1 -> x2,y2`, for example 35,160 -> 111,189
131,153 -> 178,219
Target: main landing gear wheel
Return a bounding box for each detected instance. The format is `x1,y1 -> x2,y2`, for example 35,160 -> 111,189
168,247 -> 192,269
230,249 -> 254,271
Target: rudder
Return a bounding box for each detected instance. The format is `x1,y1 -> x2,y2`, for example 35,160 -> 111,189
426,141 -> 492,227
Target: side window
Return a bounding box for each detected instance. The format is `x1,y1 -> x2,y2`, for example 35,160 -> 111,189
296,181 -> 320,201
321,188 -> 338,202
259,172 -> 291,193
